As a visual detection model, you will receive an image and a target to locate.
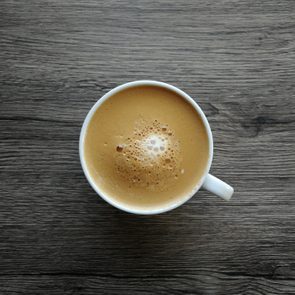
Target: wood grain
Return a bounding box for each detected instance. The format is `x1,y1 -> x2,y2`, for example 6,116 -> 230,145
0,0 -> 294,294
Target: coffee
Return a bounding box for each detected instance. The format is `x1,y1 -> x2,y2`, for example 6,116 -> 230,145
84,85 -> 209,210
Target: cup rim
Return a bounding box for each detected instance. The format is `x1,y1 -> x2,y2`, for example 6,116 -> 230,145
79,80 -> 213,215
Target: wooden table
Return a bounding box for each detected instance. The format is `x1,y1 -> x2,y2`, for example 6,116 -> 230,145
1,1 -> 294,294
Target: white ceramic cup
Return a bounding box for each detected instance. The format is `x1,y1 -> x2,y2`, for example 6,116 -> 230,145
80,80 -> 234,214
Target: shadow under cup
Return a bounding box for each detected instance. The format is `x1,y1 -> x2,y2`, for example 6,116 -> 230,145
80,81 -> 213,215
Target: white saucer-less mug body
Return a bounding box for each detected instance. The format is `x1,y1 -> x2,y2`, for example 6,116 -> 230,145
79,80 -> 234,214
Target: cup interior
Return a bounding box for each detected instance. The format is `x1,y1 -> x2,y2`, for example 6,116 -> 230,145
79,80 -> 213,214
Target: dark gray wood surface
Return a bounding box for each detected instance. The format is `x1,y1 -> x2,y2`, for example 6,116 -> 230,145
1,0 -> 295,294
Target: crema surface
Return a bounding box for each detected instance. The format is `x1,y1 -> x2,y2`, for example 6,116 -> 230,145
84,85 -> 209,210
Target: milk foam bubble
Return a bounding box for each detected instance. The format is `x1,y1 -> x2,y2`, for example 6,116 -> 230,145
114,120 -> 182,191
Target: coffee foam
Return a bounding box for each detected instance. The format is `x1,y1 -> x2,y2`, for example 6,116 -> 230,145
114,120 -> 182,191
141,134 -> 168,157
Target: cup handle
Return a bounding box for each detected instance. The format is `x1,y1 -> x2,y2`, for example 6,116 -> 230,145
202,174 -> 234,201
